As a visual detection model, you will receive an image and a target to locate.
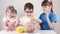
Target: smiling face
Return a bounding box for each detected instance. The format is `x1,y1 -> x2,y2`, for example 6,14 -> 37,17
24,3 -> 33,17
24,8 -> 33,16
6,10 -> 15,18
41,0 -> 53,14
6,6 -> 17,18
42,6 -> 51,14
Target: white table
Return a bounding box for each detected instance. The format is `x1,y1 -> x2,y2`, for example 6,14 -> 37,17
0,30 -> 57,34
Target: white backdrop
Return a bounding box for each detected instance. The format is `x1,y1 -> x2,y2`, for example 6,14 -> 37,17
0,0 -> 60,34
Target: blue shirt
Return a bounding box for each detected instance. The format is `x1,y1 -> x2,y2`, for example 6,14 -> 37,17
39,12 -> 57,30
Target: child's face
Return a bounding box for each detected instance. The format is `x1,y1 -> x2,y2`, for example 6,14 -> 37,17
7,10 -> 14,18
24,8 -> 33,16
42,6 -> 51,14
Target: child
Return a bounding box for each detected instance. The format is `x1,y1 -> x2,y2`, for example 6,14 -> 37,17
39,0 -> 57,30
15,3 -> 42,32
3,6 -> 18,31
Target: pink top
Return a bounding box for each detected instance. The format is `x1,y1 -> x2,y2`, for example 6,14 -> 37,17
3,16 -> 17,31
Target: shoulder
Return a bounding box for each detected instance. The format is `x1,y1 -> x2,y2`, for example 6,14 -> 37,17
50,12 -> 57,17
3,17 -> 7,20
12,17 -> 18,21
39,13 -> 45,18
49,12 -> 57,22
40,13 -> 45,16
14,17 -> 18,20
3,17 -> 7,21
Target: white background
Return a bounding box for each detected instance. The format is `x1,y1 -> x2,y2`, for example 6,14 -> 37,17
0,0 -> 60,34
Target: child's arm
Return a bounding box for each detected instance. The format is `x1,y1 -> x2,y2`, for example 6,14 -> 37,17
32,17 -> 42,24
30,17 -> 42,30
3,20 -> 9,31
46,13 -> 57,29
15,19 -> 20,27
46,15 -> 55,29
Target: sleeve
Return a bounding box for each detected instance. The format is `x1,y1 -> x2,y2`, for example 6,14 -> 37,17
51,14 -> 57,23
3,17 -> 6,22
3,17 -> 7,26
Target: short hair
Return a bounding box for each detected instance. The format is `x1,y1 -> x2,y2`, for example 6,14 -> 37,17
24,3 -> 34,10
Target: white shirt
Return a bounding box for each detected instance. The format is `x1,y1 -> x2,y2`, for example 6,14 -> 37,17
19,16 -> 31,27
19,16 -> 40,30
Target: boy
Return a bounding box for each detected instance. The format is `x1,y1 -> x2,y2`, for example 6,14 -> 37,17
15,3 -> 42,32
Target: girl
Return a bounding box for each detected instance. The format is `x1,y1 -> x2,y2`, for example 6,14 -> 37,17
3,6 -> 18,31
15,3 -> 42,32
39,0 -> 57,30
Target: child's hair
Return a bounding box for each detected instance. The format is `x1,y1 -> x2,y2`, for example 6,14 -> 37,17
6,6 -> 17,15
41,0 -> 53,12
24,3 -> 34,10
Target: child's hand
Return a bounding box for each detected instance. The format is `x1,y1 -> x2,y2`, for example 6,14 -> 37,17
31,17 -> 42,24
31,17 -> 36,21
27,25 -> 34,32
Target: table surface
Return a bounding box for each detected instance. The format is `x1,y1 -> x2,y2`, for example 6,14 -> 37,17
0,30 -> 57,34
